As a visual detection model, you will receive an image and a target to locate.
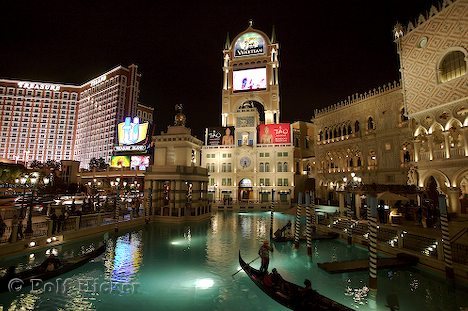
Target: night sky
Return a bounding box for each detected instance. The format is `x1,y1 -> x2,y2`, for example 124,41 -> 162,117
0,0 -> 435,139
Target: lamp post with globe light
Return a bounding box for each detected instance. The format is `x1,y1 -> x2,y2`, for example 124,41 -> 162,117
24,174 -> 49,237
342,172 -> 363,219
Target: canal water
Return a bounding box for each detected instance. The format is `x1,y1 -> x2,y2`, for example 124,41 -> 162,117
0,211 -> 467,310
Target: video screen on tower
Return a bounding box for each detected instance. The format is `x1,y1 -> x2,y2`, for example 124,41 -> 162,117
233,68 -> 267,92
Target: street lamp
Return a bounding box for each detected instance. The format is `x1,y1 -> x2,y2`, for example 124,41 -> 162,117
259,183 -> 264,203
24,174 -> 49,237
214,184 -> 218,203
17,175 -> 28,219
343,172 -> 363,219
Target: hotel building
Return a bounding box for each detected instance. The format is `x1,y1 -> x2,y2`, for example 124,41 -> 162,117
0,64 -> 147,168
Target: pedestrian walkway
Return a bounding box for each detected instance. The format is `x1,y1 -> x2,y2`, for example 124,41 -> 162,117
318,253 -> 419,273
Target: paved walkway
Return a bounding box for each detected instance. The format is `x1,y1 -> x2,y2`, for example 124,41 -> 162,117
281,205 -> 445,239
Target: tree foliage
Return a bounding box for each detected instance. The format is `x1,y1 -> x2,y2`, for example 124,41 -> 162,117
89,157 -> 108,170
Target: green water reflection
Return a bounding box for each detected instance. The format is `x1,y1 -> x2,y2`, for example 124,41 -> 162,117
0,212 -> 467,310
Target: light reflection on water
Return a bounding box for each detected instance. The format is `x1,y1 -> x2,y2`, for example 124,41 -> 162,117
0,212 -> 466,310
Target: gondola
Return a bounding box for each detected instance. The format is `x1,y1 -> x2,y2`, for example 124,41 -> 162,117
0,243 -> 106,293
239,251 -> 353,310
272,232 -> 339,243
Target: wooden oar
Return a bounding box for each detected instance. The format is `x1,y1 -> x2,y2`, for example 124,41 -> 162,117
232,256 -> 260,277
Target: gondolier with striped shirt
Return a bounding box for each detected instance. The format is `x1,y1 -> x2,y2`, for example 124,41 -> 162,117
258,240 -> 273,274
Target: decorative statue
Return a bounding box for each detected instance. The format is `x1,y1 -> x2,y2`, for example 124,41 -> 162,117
407,165 -> 418,186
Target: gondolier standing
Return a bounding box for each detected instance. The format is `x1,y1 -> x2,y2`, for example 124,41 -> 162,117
258,240 -> 273,274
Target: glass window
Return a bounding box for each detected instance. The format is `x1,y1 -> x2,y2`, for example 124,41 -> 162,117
440,51 -> 467,83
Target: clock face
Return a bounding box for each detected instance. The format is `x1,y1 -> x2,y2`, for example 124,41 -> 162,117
239,156 -> 251,168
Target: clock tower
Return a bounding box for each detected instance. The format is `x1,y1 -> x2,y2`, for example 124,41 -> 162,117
202,21 -> 294,206
221,20 -> 280,128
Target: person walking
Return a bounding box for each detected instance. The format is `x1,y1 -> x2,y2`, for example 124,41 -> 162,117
258,240 -> 273,274
50,210 -> 57,234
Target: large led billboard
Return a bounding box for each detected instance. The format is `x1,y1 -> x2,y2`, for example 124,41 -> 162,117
206,127 -> 235,146
234,32 -> 265,58
110,156 -> 131,168
117,117 -> 149,145
233,68 -> 267,92
131,155 -> 150,170
258,124 -> 291,145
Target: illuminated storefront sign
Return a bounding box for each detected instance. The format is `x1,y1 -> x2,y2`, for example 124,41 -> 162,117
114,145 -> 147,152
90,75 -> 107,87
258,124 -> 291,144
206,127 -> 235,146
234,32 -> 265,58
110,156 -> 131,168
17,82 -> 60,91
117,117 -> 149,145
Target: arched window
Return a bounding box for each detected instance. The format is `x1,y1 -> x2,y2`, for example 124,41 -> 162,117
283,162 -> 288,172
439,51 -> 467,83
325,131 -> 329,140
277,162 -> 283,172
367,117 -> 374,130
355,121 -> 360,133
259,162 -> 265,172
265,162 -> 270,172
318,131 -> 323,141
347,124 -> 352,135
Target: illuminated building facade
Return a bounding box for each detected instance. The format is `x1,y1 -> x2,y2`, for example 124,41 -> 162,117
0,80 -> 79,164
75,65 -> 141,168
310,0 -> 468,216
202,22 -> 295,204
312,83 -> 412,207
0,64 -> 146,168
145,107 -> 211,221
395,0 -> 468,214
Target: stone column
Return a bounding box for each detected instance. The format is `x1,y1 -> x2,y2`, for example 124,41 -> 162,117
413,140 -> 421,162
447,187 -> 461,215
338,191 -> 345,216
443,132 -> 450,159
462,128 -> 468,156
428,136 -> 435,161
355,194 -> 362,219
171,180 -> 176,216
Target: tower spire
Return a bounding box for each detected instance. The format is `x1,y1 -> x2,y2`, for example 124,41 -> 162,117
224,32 -> 230,50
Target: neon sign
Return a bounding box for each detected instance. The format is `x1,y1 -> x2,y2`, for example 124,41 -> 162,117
17,82 -> 60,91
90,75 -> 107,87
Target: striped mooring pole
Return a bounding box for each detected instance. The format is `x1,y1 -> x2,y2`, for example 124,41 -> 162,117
305,192 -> 312,256
145,185 -> 152,223
438,195 -> 454,279
346,192 -> 353,245
269,191 -> 275,240
311,191 -> 316,234
367,195 -> 378,290
294,192 -> 303,248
